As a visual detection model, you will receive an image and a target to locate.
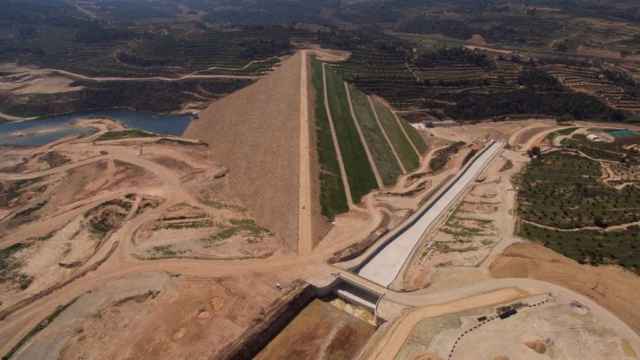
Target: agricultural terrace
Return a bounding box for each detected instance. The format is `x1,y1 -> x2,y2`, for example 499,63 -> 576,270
371,98 -> 421,171
321,29 -> 635,122
347,84 -> 403,186
310,56 -> 349,219
518,151 -> 640,230
324,65 -> 378,203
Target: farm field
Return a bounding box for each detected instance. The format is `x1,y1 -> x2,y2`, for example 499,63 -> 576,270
371,98 -> 421,171
324,66 -> 378,203
347,84 -> 402,186
310,57 -> 349,219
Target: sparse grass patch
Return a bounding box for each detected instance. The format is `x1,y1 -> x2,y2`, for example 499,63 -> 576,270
202,218 -> 272,247
0,243 -> 33,290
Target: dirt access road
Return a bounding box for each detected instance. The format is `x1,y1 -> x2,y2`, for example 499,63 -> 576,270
298,50 -> 314,255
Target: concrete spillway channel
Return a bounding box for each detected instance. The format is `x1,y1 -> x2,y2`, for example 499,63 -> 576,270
355,140 -> 504,287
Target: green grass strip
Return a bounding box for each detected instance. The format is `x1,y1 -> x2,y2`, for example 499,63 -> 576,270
348,85 -> 402,186
371,98 -> 420,171
310,57 -> 348,219
325,67 -> 378,203
398,115 -> 428,154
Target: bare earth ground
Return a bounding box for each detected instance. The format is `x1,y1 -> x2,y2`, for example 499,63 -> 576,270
185,52 -> 311,252
491,243 -> 640,334
396,294 -> 637,360
256,299 -> 375,360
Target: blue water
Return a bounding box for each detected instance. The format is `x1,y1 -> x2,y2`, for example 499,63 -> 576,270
0,110 -> 193,146
607,129 -> 640,138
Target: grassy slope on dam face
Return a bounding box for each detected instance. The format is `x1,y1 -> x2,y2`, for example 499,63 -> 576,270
310,56 -> 349,219
325,67 -> 378,203
399,114 -> 428,155
371,98 -> 420,171
348,84 -> 403,186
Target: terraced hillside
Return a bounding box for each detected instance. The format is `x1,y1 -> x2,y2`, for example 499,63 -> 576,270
324,33 -> 638,122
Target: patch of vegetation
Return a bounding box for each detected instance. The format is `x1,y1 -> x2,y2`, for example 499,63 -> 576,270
325,66 -> 378,203
202,218 -> 272,246
372,98 -> 420,171
95,129 -> 156,141
86,201 -> 129,237
520,223 -> 640,272
310,56 -> 349,219
499,159 -> 514,172
348,84 -> 402,186
11,201 -> 47,223
151,245 -> 186,257
0,243 -> 33,291
430,142 -> 466,172
38,151 -> 70,168
518,151 -> 640,229
442,215 -> 494,242
0,177 -> 45,207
